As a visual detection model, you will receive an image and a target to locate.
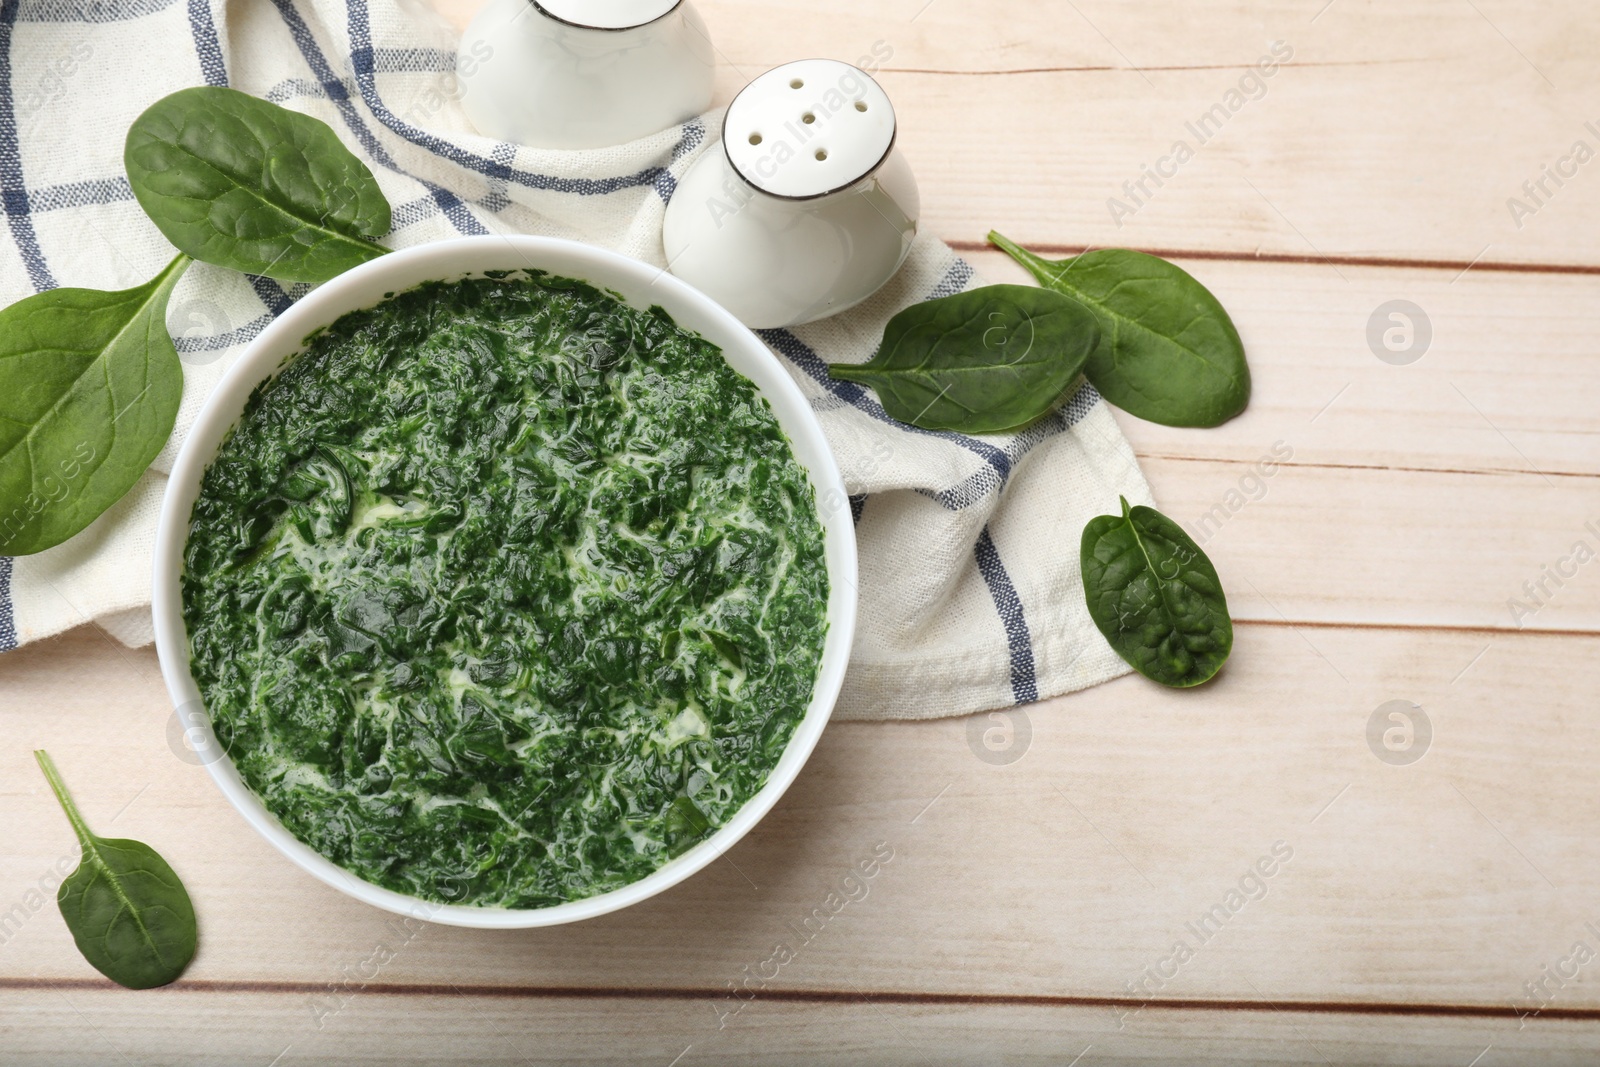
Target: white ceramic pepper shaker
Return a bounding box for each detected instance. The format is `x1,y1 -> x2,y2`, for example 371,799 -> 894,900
458,0 -> 715,150
663,59 -> 921,329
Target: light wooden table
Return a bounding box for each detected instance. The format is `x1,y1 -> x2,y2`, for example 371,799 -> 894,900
6,1 -> 1600,1063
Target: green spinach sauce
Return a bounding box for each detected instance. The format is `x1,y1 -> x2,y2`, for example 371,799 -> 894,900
183,273 -> 829,909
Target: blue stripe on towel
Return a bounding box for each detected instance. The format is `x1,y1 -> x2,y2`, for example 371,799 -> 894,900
18,0 -> 177,21
245,274 -> 297,315
17,176 -> 132,214
0,0 -> 56,291
0,556 -> 15,652
368,46 -> 454,73
973,526 -> 1037,705
921,382 -> 1101,511
927,257 -> 975,297
188,0 -> 228,87
264,76 -> 326,104
174,311 -> 274,353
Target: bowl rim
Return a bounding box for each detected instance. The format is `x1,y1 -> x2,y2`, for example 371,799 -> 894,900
151,235 -> 858,929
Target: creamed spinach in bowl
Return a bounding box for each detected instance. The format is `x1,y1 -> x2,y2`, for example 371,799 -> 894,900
182,272 -> 829,909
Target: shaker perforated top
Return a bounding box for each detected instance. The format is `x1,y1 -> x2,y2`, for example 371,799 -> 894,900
534,0 -> 681,30
724,59 -> 897,200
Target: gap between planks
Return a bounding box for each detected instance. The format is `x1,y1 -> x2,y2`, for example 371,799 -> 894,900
1,977 -> 1593,1022
873,59 -> 1435,76
946,240 -> 1600,279
1139,455 -> 1600,483
1231,617 -> 1600,641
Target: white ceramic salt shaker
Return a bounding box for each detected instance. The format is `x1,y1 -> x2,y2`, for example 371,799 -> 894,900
458,0 -> 715,150
663,59 -> 921,329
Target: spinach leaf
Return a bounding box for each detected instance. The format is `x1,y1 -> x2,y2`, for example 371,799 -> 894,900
125,87 -> 390,284
0,254 -> 189,555
989,232 -> 1250,428
33,750 -> 198,990
1081,496 -> 1232,687
827,284 -> 1099,434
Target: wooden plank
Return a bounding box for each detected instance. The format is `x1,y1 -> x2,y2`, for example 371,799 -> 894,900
1137,454 -> 1600,632
3,987 -> 1599,1065
4,623 -> 1600,1013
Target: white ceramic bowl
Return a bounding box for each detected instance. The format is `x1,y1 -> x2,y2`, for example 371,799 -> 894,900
151,236 -> 857,929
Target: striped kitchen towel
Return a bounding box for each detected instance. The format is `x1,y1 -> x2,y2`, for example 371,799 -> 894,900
0,0 -> 1152,719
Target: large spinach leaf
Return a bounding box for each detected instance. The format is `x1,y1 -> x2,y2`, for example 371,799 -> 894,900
1081,497 -> 1232,687
34,751 -> 198,990
0,254 -> 189,555
125,87 -> 390,284
989,232 -> 1250,427
827,284 -> 1099,434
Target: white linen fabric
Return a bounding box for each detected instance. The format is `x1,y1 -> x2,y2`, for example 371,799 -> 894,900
0,0 -> 1152,719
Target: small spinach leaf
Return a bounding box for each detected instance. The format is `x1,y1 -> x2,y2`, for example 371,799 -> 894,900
989,231 -> 1250,427
664,796 -> 712,857
125,87 -> 390,284
0,254 -> 189,555
1081,496 -> 1232,687
34,750 -> 198,990
827,284 -> 1099,434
